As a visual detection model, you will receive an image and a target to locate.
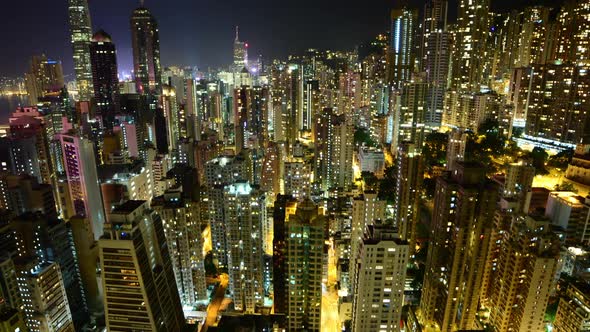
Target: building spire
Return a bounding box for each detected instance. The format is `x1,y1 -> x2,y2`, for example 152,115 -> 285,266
235,25 -> 239,42
140,0 -> 144,6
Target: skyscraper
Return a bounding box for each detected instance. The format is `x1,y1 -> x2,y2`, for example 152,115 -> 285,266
89,30 -> 120,128
420,162 -> 498,331
24,55 -> 65,104
450,0 -> 491,90
131,6 -> 162,95
224,182 -> 265,313
422,0 -> 450,128
388,6 -> 418,87
67,0 -> 94,101
58,133 -> 105,241
394,142 -> 423,254
233,26 -> 248,72
15,259 -> 75,332
488,215 -> 560,332
152,187 -> 207,305
99,200 -> 185,331
351,221 -> 408,332
285,199 -> 326,331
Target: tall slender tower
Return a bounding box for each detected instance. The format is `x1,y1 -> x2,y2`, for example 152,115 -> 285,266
420,162 -> 498,331
67,0 -> 94,101
90,30 -> 120,129
388,6 -> 418,87
131,6 -> 162,95
450,0 -> 490,91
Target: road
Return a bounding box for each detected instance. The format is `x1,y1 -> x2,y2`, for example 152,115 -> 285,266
202,273 -> 229,331
322,239 -> 341,332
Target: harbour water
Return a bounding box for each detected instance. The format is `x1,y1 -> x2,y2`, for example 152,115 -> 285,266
0,95 -> 29,123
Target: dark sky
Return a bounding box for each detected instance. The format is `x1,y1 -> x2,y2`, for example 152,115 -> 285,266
0,0 -> 563,78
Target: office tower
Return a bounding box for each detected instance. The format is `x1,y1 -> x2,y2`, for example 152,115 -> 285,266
388,6 -> 418,87
25,55 -> 65,103
488,216 -> 560,332
131,6 -> 162,95
394,143 -> 423,254
553,280 -> 590,332
351,221 -> 408,332
272,195 -> 297,315
15,259 -> 75,332
451,0 -> 490,90
509,63 -> 590,144
233,26 -> 248,71
119,93 -> 152,153
9,115 -> 54,185
314,108 -> 353,192
394,76 -> 428,149
89,30 -> 120,128
67,0 -> 94,101
59,134 -> 105,240
284,159 -> 310,199
152,187 -> 207,304
99,200 -> 185,331
160,84 -> 179,152
446,129 -> 467,171
12,213 -> 89,328
285,199 -> 326,331
420,162 -> 498,331
224,182 -> 266,313
545,192 -> 590,245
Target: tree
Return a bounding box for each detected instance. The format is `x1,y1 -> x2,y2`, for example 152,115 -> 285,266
525,147 -> 549,175
354,127 -> 377,147
548,149 -> 574,169
378,165 -> 397,202
422,132 -> 448,172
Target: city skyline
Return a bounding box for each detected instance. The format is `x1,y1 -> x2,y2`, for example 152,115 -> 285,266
0,0 -> 564,77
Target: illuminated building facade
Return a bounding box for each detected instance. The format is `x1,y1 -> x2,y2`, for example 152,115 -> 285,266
89,30 -> 120,128
67,0 -> 94,101
99,200 -> 185,331
224,182 -> 265,313
131,6 -> 162,96
351,221 -> 408,332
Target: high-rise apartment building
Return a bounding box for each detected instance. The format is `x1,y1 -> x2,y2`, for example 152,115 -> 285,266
488,215 -> 560,332
224,182 -> 266,313
450,0 -> 490,90
152,187 -> 207,305
351,221 -> 408,332
285,199 -> 326,331
90,30 -> 120,128
314,108 -> 353,191
545,192 -> 590,245
420,162 -> 498,331
99,200 -> 185,331
388,6 -> 418,87
15,259 -> 75,332
394,143 -> 423,254
395,77 -> 428,149
131,6 -> 162,95
553,280 -> 590,332
67,0 -> 94,101
350,191 -> 386,294
509,63 -> 590,144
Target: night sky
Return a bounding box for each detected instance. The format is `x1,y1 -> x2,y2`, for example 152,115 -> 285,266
0,0 -> 564,78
